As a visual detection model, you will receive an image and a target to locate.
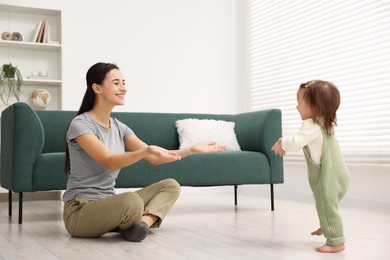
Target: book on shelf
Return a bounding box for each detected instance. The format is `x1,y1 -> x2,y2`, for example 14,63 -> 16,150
42,21 -> 49,43
31,21 -> 42,42
36,20 -> 46,43
31,20 -> 60,44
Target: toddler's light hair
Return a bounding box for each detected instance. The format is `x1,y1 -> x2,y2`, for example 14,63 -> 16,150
299,80 -> 340,134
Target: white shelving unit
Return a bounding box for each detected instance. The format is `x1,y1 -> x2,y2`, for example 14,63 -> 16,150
0,4 -> 62,112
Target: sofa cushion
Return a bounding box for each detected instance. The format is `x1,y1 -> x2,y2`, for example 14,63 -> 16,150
176,118 -> 241,151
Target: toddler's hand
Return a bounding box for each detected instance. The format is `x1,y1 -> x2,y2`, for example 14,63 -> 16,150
271,139 -> 286,157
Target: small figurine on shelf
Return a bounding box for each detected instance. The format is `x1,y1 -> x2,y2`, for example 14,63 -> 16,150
12,32 -> 23,41
0,63 -> 23,105
1,32 -> 12,40
1,32 -> 23,41
27,70 -> 49,79
30,88 -> 51,110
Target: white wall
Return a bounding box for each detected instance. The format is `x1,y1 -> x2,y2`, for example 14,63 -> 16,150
1,0 -> 238,113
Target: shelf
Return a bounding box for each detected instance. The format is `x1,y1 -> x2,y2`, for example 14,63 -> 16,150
0,4 -> 60,16
23,78 -> 62,86
0,40 -> 61,51
0,4 -> 62,109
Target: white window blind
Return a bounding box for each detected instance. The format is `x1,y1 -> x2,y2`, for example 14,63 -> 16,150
244,0 -> 390,165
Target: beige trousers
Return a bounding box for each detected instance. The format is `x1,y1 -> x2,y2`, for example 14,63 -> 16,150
63,178 -> 181,238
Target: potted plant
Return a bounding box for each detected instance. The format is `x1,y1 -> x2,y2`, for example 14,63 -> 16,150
0,63 -> 23,105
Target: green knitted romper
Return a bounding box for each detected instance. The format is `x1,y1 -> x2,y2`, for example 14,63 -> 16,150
303,128 -> 350,246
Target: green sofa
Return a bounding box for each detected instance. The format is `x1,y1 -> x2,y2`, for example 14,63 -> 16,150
1,102 -> 284,224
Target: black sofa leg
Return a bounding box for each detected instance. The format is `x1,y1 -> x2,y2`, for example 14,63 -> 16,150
234,185 -> 238,205
18,192 -> 23,224
270,184 -> 274,211
8,190 -> 12,216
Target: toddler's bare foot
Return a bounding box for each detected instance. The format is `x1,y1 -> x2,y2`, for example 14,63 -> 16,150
311,228 -> 322,236
316,244 -> 345,253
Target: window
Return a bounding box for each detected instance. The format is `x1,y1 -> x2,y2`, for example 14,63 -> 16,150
243,0 -> 390,164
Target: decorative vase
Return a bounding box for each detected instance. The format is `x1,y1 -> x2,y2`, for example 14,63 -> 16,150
30,88 -> 51,110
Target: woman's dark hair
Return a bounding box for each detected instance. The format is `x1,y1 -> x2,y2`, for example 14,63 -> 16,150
299,80 -> 340,134
65,62 -> 119,172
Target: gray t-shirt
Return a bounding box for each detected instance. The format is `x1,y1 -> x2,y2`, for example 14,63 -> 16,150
62,112 -> 134,202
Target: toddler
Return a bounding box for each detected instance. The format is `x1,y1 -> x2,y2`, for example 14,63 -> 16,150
272,80 -> 350,253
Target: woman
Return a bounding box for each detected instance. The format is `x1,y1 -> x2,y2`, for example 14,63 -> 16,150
63,62 -> 226,242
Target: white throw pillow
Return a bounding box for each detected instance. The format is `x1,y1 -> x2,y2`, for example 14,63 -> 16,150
175,118 -> 241,151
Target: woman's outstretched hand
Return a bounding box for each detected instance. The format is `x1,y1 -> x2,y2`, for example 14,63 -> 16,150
144,142 -> 227,166
190,141 -> 227,154
147,145 -> 182,161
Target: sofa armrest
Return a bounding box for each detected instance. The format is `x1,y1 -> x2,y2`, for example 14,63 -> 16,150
234,109 -> 283,183
1,103 -> 45,192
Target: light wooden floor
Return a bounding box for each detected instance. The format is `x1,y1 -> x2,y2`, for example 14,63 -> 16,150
0,190 -> 389,260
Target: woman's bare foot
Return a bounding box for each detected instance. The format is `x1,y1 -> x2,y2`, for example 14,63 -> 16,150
316,244 -> 345,253
311,228 -> 323,236
141,214 -> 159,228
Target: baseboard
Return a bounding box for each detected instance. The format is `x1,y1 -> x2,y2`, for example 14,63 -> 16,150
0,191 -> 62,202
